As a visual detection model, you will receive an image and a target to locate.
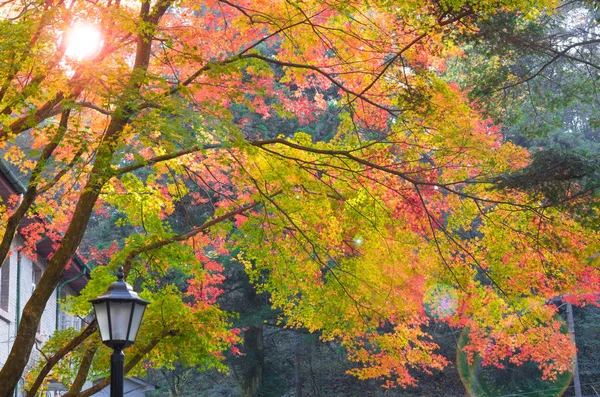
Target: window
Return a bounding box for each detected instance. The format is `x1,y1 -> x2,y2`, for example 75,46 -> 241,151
59,311 -> 82,331
0,254 -> 10,311
32,263 -> 41,294
45,380 -> 68,396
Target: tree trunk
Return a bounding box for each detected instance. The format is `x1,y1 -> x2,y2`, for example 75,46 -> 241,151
0,100 -> 130,396
0,2 -> 170,393
0,174 -> 104,396
294,333 -> 303,397
239,325 -> 264,397
566,302 -> 583,397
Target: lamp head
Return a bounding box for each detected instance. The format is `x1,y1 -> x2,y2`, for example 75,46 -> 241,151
90,266 -> 149,350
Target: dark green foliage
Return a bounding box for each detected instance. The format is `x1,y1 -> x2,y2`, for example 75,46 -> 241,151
493,148 -> 600,205
450,3 -> 600,149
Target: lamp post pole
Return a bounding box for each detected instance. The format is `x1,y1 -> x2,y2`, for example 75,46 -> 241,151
111,349 -> 125,397
90,266 -> 149,397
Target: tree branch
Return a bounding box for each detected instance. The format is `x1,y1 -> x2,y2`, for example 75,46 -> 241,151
114,144 -> 221,176
62,345 -> 98,397
121,194 -> 280,277
77,330 -> 177,397
26,319 -> 98,397
0,109 -> 72,270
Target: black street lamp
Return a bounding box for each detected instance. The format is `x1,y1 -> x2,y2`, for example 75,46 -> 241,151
90,266 -> 149,397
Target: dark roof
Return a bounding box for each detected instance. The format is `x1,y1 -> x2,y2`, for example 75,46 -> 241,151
0,160 -> 26,195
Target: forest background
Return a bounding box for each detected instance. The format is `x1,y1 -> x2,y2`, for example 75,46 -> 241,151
0,0 -> 599,396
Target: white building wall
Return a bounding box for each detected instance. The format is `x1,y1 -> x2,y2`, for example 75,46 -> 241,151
0,235 -> 60,392
58,284 -> 83,332
0,243 -> 19,367
0,233 -> 153,396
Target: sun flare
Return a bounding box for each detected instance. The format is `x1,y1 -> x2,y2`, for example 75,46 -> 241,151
65,24 -> 102,60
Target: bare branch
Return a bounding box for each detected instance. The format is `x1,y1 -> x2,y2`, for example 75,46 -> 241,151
74,101 -> 113,116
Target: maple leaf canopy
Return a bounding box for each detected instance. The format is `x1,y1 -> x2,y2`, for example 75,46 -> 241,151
0,0 -> 598,394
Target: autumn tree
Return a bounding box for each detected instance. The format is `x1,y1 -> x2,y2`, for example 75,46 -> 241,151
0,0 -> 599,396
448,3 -> 600,394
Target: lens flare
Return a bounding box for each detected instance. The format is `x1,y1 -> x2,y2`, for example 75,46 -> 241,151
65,24 -> 102,60
424,283 -> 458,320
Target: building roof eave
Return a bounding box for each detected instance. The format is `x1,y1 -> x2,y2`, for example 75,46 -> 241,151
0,160 -> 26,195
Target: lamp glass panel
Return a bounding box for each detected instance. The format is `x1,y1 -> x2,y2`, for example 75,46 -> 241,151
127,303 -> 146,342
109,301 -> 134,341
93,301 -> 110,342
